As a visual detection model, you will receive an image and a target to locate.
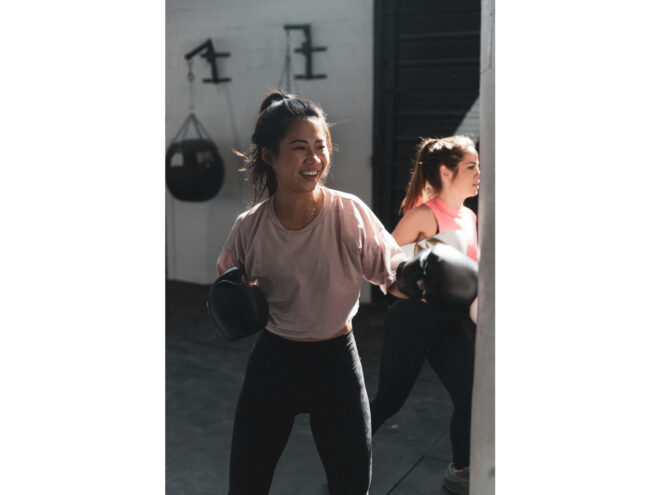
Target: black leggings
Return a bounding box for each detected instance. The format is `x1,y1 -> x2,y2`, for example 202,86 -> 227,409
370,298 -> 475,469
229,329 -> 371,495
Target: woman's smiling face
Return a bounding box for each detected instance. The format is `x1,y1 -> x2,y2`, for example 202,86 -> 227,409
263,117 -> 330,195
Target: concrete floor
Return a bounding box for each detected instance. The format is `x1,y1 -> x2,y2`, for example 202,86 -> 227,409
166,280 -> 459,494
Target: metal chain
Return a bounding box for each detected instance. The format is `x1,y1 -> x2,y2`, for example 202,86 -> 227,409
187,59 -> 195,113
187,59 -> 194,82
285,31 -> 292,93
278,30 -> 294,93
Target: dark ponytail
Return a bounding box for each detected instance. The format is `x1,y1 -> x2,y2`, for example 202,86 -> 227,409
258,91 -> 289,113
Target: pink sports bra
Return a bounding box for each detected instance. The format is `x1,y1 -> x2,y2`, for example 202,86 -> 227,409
423,197 -> 479,262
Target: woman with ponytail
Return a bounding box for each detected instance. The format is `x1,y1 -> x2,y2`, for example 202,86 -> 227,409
370,135 -> 480,495
216,90 -> 407,494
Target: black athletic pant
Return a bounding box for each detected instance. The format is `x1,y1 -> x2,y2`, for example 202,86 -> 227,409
370,298 -> 475,469
228,329 -> 371,495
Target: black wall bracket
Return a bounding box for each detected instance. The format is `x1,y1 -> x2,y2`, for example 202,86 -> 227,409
284,24 -> 327,80
185,39 -> 231,84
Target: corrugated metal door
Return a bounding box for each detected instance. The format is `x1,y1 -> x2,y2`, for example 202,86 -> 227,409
373,0 -> 481,231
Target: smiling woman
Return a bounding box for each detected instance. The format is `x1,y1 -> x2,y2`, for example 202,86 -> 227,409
262,118 -> 330,230
235,92 -> 333,204
214,90 -> 408,494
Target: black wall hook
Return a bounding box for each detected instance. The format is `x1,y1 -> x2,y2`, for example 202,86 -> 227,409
284,24 -> 327,80
185,39 -> 231,84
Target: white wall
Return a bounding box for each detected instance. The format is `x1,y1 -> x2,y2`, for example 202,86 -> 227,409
454,96 -> 480,143
166,0 -> 375,297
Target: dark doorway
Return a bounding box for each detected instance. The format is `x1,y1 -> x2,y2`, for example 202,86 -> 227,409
372,0 -> 481,231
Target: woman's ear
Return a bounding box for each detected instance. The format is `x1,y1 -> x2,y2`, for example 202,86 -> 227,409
439,164 -> 452,179
261,147 -> 273,166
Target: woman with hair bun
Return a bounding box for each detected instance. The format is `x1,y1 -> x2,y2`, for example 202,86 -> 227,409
370,135 -> 480,495
216,90 -> 408,494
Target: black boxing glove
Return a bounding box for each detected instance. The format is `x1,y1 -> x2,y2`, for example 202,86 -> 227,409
396,244 -> 478,312
421,244 -> 478,313
206,267 -> 269,340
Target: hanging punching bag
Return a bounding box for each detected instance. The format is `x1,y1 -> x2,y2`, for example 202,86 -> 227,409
166,113 -> 224,202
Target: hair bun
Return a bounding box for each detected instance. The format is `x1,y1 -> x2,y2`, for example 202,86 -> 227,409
259,91 -> 290,113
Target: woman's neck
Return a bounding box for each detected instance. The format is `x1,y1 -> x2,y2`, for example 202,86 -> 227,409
435,188 -> 465,210
273,187 -> 324,230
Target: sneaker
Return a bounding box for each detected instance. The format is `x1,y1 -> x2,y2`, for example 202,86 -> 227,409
443,463 -> 469,495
